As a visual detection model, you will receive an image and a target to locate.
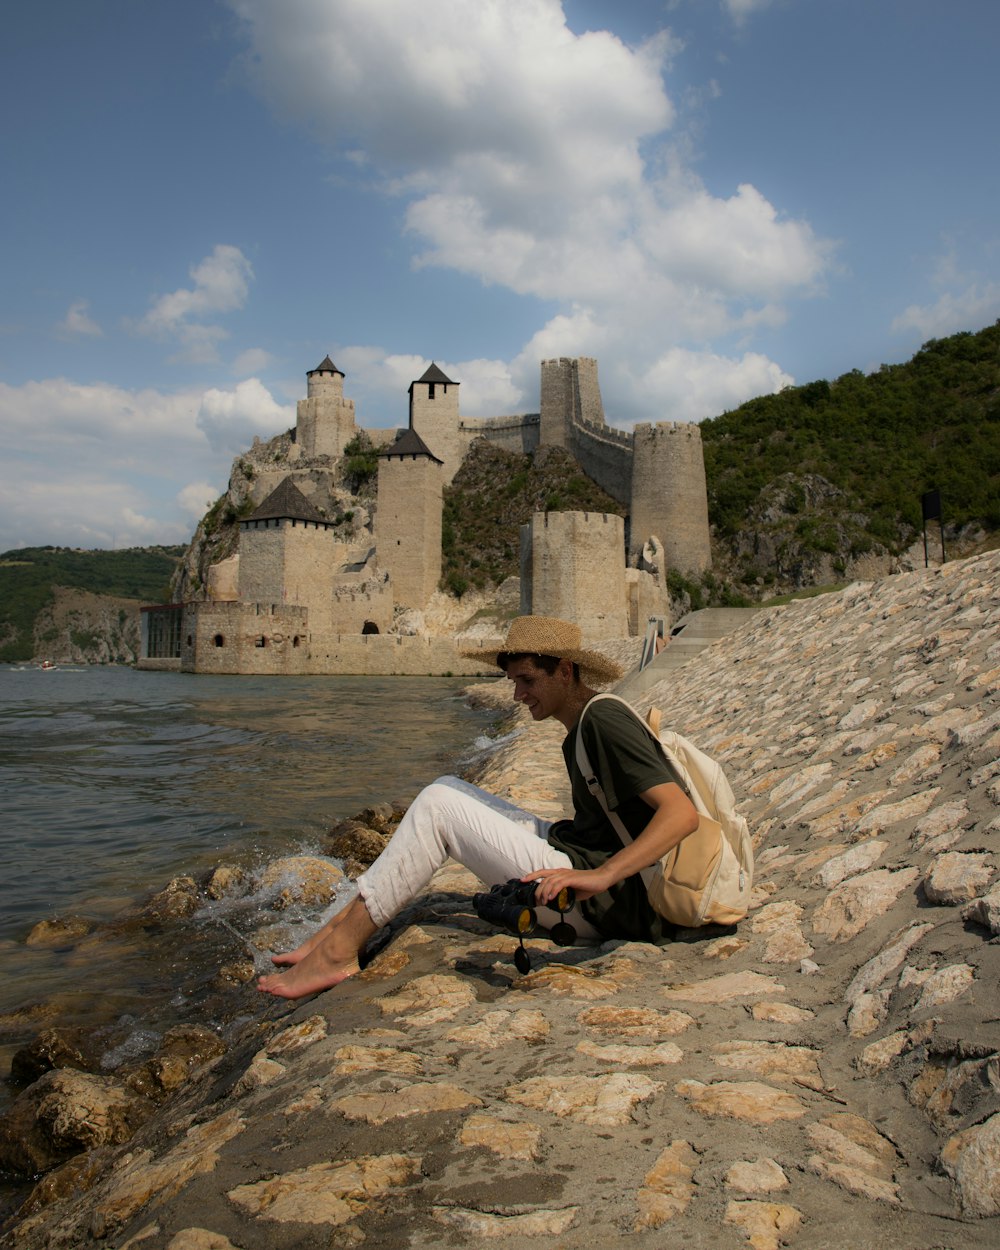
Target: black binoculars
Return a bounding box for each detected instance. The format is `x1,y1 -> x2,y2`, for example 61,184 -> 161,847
472,878 -> 577,973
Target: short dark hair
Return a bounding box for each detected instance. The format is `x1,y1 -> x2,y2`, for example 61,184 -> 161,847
497,652 -> 580,680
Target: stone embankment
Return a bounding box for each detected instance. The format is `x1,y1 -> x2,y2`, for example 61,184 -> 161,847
4,551 -> 999,1249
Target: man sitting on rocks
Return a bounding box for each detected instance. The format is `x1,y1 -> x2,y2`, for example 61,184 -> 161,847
258,615 -> 699,999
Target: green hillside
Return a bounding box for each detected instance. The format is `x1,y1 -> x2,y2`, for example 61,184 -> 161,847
703,324 -> 1000,543
0,546 -> 185,662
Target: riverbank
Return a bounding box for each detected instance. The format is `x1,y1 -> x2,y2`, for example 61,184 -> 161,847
3,551 -> 999,1248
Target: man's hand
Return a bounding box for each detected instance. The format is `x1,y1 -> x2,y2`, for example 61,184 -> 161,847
522,865 -> 615,905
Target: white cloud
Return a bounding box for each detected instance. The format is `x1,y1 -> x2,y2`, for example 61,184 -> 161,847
625,346 -> 794,424
891,282 -> 1000,342
228,0 -> 833,420
0,378 -> 235,552
196,378 -> 294,454
722,0 -> 774,24
58,300 -> 103,338
133,244 -> 254,363
178,481 -> 222,520
232,347 -> 276,376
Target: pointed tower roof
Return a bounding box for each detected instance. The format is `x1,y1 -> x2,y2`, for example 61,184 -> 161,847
307,355 -> 344,377
413,362 -> 456,387
247,478 -> 330,524
378,428 -> 444,463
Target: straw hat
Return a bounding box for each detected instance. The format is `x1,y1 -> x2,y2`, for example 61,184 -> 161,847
460,615 -> 623,685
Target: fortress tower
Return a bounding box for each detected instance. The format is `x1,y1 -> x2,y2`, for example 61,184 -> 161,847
539,356 -> 605,448
237,478 -> 338,635
376,429 -> 444,610
409,363 -> 461,483
520,510 -> 628,641
295,356 -> 356,459
629,422 -> 712,574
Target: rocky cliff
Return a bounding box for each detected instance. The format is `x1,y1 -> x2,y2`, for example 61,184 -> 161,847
4,550 -> 998,1248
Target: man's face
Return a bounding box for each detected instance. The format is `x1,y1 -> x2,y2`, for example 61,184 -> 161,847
505,656 -> 571,722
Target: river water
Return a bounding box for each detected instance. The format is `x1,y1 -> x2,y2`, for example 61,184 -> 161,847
0,665 -> 499,1094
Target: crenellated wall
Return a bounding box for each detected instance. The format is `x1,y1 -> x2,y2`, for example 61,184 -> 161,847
520,510 -> 629,640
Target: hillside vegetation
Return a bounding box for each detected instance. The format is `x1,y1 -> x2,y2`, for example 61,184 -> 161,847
0,547 -> 185,662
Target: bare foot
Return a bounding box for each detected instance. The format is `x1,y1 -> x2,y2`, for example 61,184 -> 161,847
259,897 -> 376,999
269,901 -> 351,966
258,945 -> 360,998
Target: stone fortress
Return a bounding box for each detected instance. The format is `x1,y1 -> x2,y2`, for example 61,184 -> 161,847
140,356 -> 712,675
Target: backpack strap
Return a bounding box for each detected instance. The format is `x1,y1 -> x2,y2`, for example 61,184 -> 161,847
574,695 -> 664,889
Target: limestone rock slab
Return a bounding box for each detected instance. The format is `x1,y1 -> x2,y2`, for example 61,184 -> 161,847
724,1199 -> 803,1250
812,868 -> 919,942
506,1072 -> 662,1126
923,852 -> 995,905
228,1153 -> 421,1226
331,1082 -> 481,1124
635,1139 -> 697,1230
675,1080 -> 807,1124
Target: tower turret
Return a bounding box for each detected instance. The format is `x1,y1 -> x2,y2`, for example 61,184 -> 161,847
295,356 -> 356,459
408,363 -> 461,483
376,428 -> 444,610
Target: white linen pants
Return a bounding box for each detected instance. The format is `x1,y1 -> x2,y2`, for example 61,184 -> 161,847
356,775 -> 600,938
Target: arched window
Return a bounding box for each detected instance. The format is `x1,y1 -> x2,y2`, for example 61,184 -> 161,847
213,634 -> 225,647
362,620 -> 380,635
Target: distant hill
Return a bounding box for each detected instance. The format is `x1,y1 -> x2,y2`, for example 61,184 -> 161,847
0,546 -> 185,663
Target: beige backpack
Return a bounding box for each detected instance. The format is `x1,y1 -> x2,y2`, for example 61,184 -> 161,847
575,693 -> 754,928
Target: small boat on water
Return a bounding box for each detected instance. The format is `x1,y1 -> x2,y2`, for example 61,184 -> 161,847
38,660 -> 57,670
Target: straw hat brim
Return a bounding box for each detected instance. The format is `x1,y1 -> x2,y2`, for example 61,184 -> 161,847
459,641 -> 623,685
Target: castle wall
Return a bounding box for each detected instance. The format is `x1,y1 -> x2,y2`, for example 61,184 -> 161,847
459,414 -> 540,457
296,369 -> 356,459
625,567 -> 670,638
181,602 -> 312,675
376,453 -> 443,610
520,510 -> 628,640
567,421 -> 633,508
307,634 -> 491,676
630,422 -> 712,574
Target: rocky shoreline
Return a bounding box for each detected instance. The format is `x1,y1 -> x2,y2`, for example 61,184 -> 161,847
2,550 -> 999,1248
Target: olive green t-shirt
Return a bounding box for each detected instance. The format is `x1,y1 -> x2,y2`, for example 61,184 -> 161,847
547,697 -> 685,943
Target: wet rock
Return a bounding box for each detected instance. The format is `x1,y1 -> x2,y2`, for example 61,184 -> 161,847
139,876 -> 201,921
259,856 -> 345,910
124,1025 -> 227,1103
0,1068 -> 153,1176
326,819 -> 390,870
24,915 -> 93,947
202,864 -> 247,900
9,1027 -> 99,1086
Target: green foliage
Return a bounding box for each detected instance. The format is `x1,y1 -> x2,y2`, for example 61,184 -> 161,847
342,432 -> 379,495
701,322 -> 1000,547
440,442 -> 626,592
0,546 -> 185,662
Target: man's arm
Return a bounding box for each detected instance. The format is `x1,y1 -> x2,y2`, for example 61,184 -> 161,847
528,780 -> 699,906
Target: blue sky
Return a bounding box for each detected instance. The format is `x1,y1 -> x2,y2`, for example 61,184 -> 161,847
1,0 -> 998,552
